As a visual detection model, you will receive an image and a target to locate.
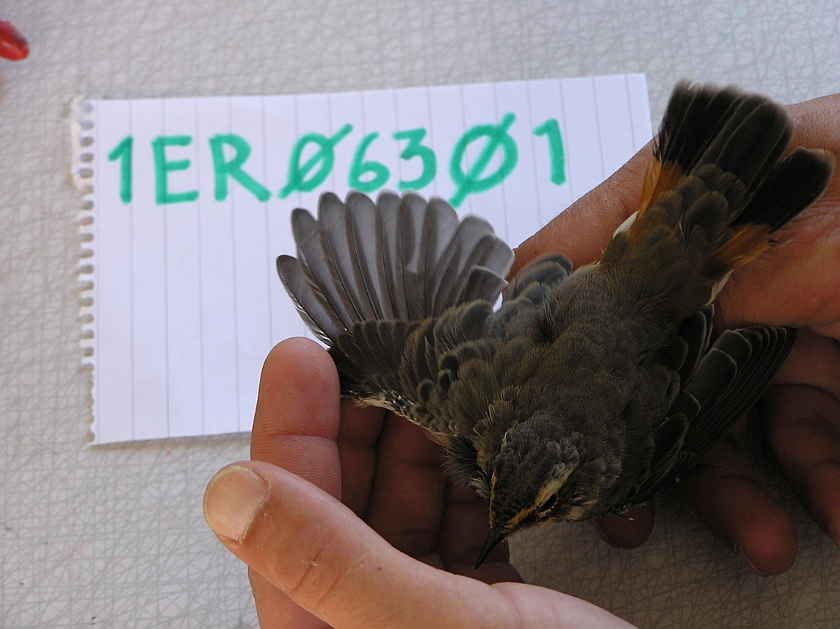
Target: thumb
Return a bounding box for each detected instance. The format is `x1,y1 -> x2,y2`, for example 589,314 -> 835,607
203,461 -> 515,629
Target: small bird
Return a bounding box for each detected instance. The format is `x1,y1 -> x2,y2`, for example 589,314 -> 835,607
276,82 -> 834,568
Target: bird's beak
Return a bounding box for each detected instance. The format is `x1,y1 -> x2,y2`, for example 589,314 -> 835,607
475,526 -> 506,569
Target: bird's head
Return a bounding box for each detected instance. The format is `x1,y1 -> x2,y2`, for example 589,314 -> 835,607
475,416 -> 611,568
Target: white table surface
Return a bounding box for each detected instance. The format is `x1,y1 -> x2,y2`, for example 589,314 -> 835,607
1,1 -> 838,627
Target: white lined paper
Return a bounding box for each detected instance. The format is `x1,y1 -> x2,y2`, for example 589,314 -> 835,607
77,74 -> 651,444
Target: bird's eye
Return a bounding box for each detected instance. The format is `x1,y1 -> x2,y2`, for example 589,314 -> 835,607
538,492 -> 559,514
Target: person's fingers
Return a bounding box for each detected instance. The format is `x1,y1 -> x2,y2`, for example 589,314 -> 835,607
511,141 -> 651,274
204,461 -> 636,629
591,503 -> 656,549
247,338 -> 345,628
760,329 -> 840,549
335,397 -> 387,518
249,338 -> 342,496
763,385 -> 840,549
788,92 -> 840,148
681,431 -> 798,576
248,569 -> 330,629
204,461 -> 512,629
363,414 -> 448,562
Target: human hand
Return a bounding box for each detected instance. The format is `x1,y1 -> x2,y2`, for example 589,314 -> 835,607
514,92 -> 840,576
204,338 -> 637,628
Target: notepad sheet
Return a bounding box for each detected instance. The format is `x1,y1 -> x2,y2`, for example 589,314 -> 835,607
76,74 -> 651,444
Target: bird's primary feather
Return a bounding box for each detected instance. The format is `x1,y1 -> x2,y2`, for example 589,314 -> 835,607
276,82 -> 834,564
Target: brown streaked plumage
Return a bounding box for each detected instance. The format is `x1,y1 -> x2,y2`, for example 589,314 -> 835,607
276,82 -> 835,568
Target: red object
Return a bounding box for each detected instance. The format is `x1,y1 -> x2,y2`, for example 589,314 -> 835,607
0,21 -> 28,60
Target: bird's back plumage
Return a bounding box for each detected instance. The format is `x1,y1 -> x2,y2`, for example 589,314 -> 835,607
276,82 -> 834,563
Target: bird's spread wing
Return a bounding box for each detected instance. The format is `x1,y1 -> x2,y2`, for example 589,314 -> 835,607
277,191 -> 514,343
619,322 -> 796,509
676,325 -> 796,461
277,190 -> 518,431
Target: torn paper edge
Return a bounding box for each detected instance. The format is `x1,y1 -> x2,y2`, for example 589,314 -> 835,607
71,97 -> 98,444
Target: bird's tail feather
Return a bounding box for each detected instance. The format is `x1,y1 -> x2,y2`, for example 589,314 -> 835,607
606,82 -> 833,317
643,82 -> 832,264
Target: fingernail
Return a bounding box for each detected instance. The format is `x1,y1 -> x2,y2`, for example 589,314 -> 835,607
744,555 -> 771,577
734,543 -> 770,577
204,465 -> 269,543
